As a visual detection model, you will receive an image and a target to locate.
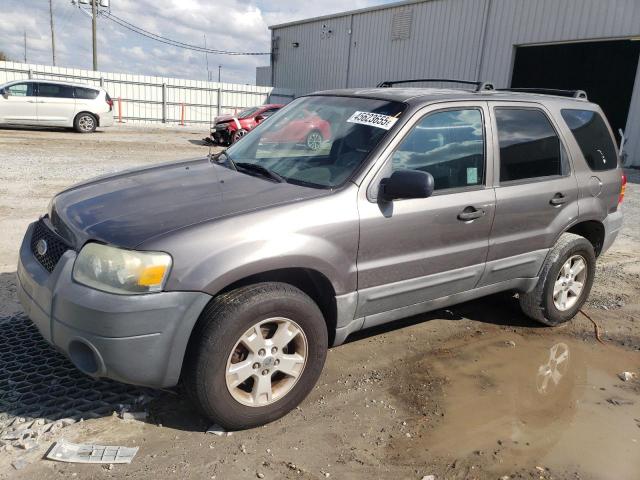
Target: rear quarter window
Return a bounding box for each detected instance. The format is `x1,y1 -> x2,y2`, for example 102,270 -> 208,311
561,109 -> 617,171
74,87 -> 100,100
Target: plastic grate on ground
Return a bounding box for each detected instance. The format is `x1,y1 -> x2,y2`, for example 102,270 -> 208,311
0,314 -> 155,439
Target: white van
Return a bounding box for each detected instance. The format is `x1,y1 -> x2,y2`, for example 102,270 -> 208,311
0,80 -> 114,133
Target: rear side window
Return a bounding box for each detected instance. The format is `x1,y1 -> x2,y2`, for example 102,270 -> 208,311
561,109 -> 617,171
74,87 -> 100,99
391,108 -> 485,191
495,108 -> 562,182
38,83 -> 74,98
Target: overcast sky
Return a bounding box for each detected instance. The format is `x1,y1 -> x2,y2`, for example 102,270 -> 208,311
0,0 -> 395,84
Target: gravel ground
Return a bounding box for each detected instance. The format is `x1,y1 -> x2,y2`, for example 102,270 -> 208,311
0,126 -> 639,479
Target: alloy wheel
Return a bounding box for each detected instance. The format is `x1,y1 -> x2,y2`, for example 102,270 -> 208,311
306,131 -> 322,150
78,114 -> 95,132
225,317 -> 308,407
553,254 -> 587,311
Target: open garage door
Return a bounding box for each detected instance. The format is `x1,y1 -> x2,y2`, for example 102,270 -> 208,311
512,39 -> 640,139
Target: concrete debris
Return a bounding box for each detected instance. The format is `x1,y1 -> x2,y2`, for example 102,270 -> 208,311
17,439 -> 37,451
120,411 -> 148,422
257,473 -> 265,479
46,439 -> 139,464
421,476 -> 435,480
206,424 -> 228,436
618,371 -> 637,382
12,458 -> 31,470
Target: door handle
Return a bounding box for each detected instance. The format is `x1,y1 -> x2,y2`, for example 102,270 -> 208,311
550,193 -> 567,206
457,207 -> 485,221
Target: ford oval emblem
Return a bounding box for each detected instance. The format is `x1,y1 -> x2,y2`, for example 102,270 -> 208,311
36,239 -> 48,256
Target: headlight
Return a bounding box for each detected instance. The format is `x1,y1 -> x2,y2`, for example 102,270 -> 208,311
73,243 -> 172,295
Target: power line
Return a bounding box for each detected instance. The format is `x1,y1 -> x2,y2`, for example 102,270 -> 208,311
99,11 -> 270,56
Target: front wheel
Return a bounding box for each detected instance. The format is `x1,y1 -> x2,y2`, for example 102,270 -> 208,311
184,282 -> 328,430
519,233 -> 596,326
231,128 -> 248,144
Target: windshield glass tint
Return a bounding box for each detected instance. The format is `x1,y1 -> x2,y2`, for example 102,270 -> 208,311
225,96 -> 405,188
238,107 -> 260,119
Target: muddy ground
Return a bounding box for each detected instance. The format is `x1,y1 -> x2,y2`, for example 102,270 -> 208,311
0,126 -> 639,479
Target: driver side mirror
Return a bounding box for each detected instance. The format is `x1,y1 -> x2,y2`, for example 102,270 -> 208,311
379,170 -> 435,201
0,88 -> 8,98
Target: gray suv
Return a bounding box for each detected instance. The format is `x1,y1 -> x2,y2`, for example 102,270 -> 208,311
17,80 -> 626,429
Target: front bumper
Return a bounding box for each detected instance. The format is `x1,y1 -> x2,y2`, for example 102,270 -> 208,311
16,222 -> 211,388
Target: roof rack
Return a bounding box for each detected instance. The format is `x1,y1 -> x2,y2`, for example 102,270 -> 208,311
496,88 -> 588,100
376,78 -> 495,92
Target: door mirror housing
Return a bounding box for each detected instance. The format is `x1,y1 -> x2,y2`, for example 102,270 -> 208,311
0,88 -> 8,98
379,170 -> 435,201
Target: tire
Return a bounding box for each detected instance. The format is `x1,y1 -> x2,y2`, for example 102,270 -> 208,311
231,128 -> 248,144
184,282 -> 328,430
74,112 -> 97,133
305,130 -> 323,151
519,233 -> 596,326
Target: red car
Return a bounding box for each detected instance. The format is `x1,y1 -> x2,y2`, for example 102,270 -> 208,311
211,104 -> 283,145
261,109 -> 332,150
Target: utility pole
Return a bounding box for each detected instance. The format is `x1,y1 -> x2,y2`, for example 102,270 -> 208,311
91,0 -> 98,70
23,30 -> 27,63
49,0 -> 56,65
218,65 -> 222,83
204,34 -> 210,81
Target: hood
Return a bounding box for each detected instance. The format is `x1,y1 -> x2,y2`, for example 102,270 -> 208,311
50,158 -> 327,249
214,114 -> 243,124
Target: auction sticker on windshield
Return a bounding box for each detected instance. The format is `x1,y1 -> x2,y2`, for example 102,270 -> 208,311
347,111 -> 399,130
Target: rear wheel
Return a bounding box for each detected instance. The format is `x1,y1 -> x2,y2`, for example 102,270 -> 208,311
184,282 -> 327,430
519,233 -> 596,326
305,130 -> 323,151
74,112 -> 97,133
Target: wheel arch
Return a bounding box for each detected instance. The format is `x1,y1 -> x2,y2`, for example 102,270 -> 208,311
183,267 -> 338,378
565,219 -> 605,257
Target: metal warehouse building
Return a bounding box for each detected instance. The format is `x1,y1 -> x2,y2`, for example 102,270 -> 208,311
266,0 -> 640,166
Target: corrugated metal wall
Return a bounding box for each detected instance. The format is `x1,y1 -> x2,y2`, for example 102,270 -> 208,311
271,0 -> 640,165
256,66 -> 272,86
0,61 -> 294,125
272,15 -> 353,93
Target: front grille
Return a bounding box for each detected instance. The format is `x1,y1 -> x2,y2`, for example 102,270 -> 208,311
30,220 -> 71,273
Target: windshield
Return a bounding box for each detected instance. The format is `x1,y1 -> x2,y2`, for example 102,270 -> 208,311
237,107 -> 260,119
224,96 -> 405,188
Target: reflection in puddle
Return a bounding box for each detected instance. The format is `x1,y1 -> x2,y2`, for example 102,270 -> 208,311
536,342 -> 570,394
388,333 -> 640,478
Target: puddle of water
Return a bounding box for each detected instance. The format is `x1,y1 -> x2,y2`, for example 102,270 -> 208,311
389,332 -> 640,478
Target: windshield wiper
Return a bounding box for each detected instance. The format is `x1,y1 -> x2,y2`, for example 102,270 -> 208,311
211,151 -> 237,171
235,162 -> 286,183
